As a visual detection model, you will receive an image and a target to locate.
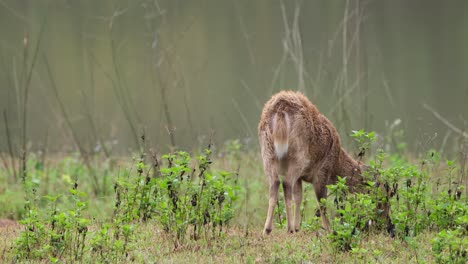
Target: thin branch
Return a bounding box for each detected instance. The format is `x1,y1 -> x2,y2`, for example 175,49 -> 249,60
44,56 -> 100,195
280,0 -> 306,92
3,109 -> 17,181
109,36 -> 141,150
83,52 -> 111,158
0,0 -> 29,22
234,0 -> 256,67
240,80 -> 262,111
422,103 -> 468,139
232,98 -> 254,139
20,15 -> 47,183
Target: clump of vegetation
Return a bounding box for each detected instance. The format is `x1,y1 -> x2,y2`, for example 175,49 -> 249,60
1,129 -> 466,262
14,181 -> 91,262
138,149 -> 239,247
325,129 -> 466,257
431,220 -> 467,264
10,146 -> 239,262
326,177 -> 377,251
351,129 -> 376,159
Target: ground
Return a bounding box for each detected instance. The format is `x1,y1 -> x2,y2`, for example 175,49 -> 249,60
0,221 -> 437,263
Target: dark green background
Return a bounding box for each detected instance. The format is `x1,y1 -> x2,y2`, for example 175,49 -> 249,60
0,0 -> 467,155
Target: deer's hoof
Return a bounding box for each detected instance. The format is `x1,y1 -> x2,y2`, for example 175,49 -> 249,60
263,228 -> 272,236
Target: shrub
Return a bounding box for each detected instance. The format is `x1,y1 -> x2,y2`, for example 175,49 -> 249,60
327,177 -> 377,251
431,223 -> 467,264
152,149 -> 239,247
14,182 -> 91,262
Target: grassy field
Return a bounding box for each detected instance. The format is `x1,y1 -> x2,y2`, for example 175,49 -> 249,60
0,137 -> 466,263
0,222 -> 437,263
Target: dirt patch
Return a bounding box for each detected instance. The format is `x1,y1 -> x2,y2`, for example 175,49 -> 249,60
0,219 -> 18,228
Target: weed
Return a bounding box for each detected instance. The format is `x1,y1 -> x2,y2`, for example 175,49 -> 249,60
153,149 -> 239,246
326,177 -> 376,251
14,180 -> 91,261
431,224 -> 467,264
1,132 -> 466,262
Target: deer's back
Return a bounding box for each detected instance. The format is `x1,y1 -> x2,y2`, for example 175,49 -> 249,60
258,91 -> 342,180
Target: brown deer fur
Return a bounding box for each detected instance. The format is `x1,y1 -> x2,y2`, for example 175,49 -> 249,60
258,90 -> 367,234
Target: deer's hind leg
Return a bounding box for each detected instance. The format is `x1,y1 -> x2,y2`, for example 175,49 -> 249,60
293,179 -> 303,232
314,182 -> 331,232
263,161 -> 280,235
282,164 -> 303,234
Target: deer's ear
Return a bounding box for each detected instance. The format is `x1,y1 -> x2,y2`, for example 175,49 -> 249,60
359,163 -> 370,174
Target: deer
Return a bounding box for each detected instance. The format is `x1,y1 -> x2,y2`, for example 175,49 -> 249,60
258,90 -> 389,235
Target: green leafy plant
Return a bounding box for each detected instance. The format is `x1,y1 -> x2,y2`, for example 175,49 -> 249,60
431,223 -> 467,264
385,164 -> 429,238
327,177 -> 376,251
88,155 -> 152,262
14,181 -> 91,262
100,147 -> 240,249
351,129 -> 376,159
428,188 -> 466,230
152,149 -> 239,247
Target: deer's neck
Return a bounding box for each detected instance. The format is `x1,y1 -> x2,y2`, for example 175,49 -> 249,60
335,148 -> 361,184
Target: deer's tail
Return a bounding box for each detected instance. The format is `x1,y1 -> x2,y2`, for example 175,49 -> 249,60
272,112 -> 289,160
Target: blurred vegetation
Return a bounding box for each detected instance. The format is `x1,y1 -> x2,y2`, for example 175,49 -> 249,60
0,133 -> 466,262
0,1 -> 467,262
0,0 -> 467,156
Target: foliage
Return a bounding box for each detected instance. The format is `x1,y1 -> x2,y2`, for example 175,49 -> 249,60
14,182 -> 90,262
10,147 -> 239,261
326,130 -> 466,256
1,131 -> 466,262
431,225 -> 467,264
154,150 -> 239,246
326,177 -> 377,251
351,129 -> 376,158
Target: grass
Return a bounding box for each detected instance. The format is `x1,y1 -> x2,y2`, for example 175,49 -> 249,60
0,221 -> 436,263
0,136 -> 466,263
101,225 -> 435,263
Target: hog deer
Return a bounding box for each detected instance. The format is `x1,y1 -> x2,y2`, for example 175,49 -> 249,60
258,90 -> 377,235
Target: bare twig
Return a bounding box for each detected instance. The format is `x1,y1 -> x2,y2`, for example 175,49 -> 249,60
0,0 -> 29,22
44,56 -> 100,195
109,36 -> 142,150
0,152 -> 10,179
176,63 -> 197,142
2,109 -> 17,181
159,77 -> 176,147
143,1 -> 202,148
280,0 -> 306,93
232,98 -> 254,139
382,78 -> 396,109
328,72 -> 366,116
240,80 -> 262,111
20,16 -> 47,183
422,103 -> 468,139
269,47 -> 288,95
342,0 -> 350,95
234,0 -> 256,68
354,0 -> 370,129
459,142 -> 467,194
439,130 -> 452,155
83,52 -> 111,158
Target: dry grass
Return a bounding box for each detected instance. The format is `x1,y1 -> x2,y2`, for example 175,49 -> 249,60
0,150 -> 458,263
0,222 -> 434,263
0,221 -> 20,263
128,223 -> 436,263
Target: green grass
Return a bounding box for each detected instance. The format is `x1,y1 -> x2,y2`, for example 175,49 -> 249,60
0,222 -> 438,263
0,138 -> 466,263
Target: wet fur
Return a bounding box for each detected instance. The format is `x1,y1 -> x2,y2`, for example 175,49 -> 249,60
258,91 -> 365,234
